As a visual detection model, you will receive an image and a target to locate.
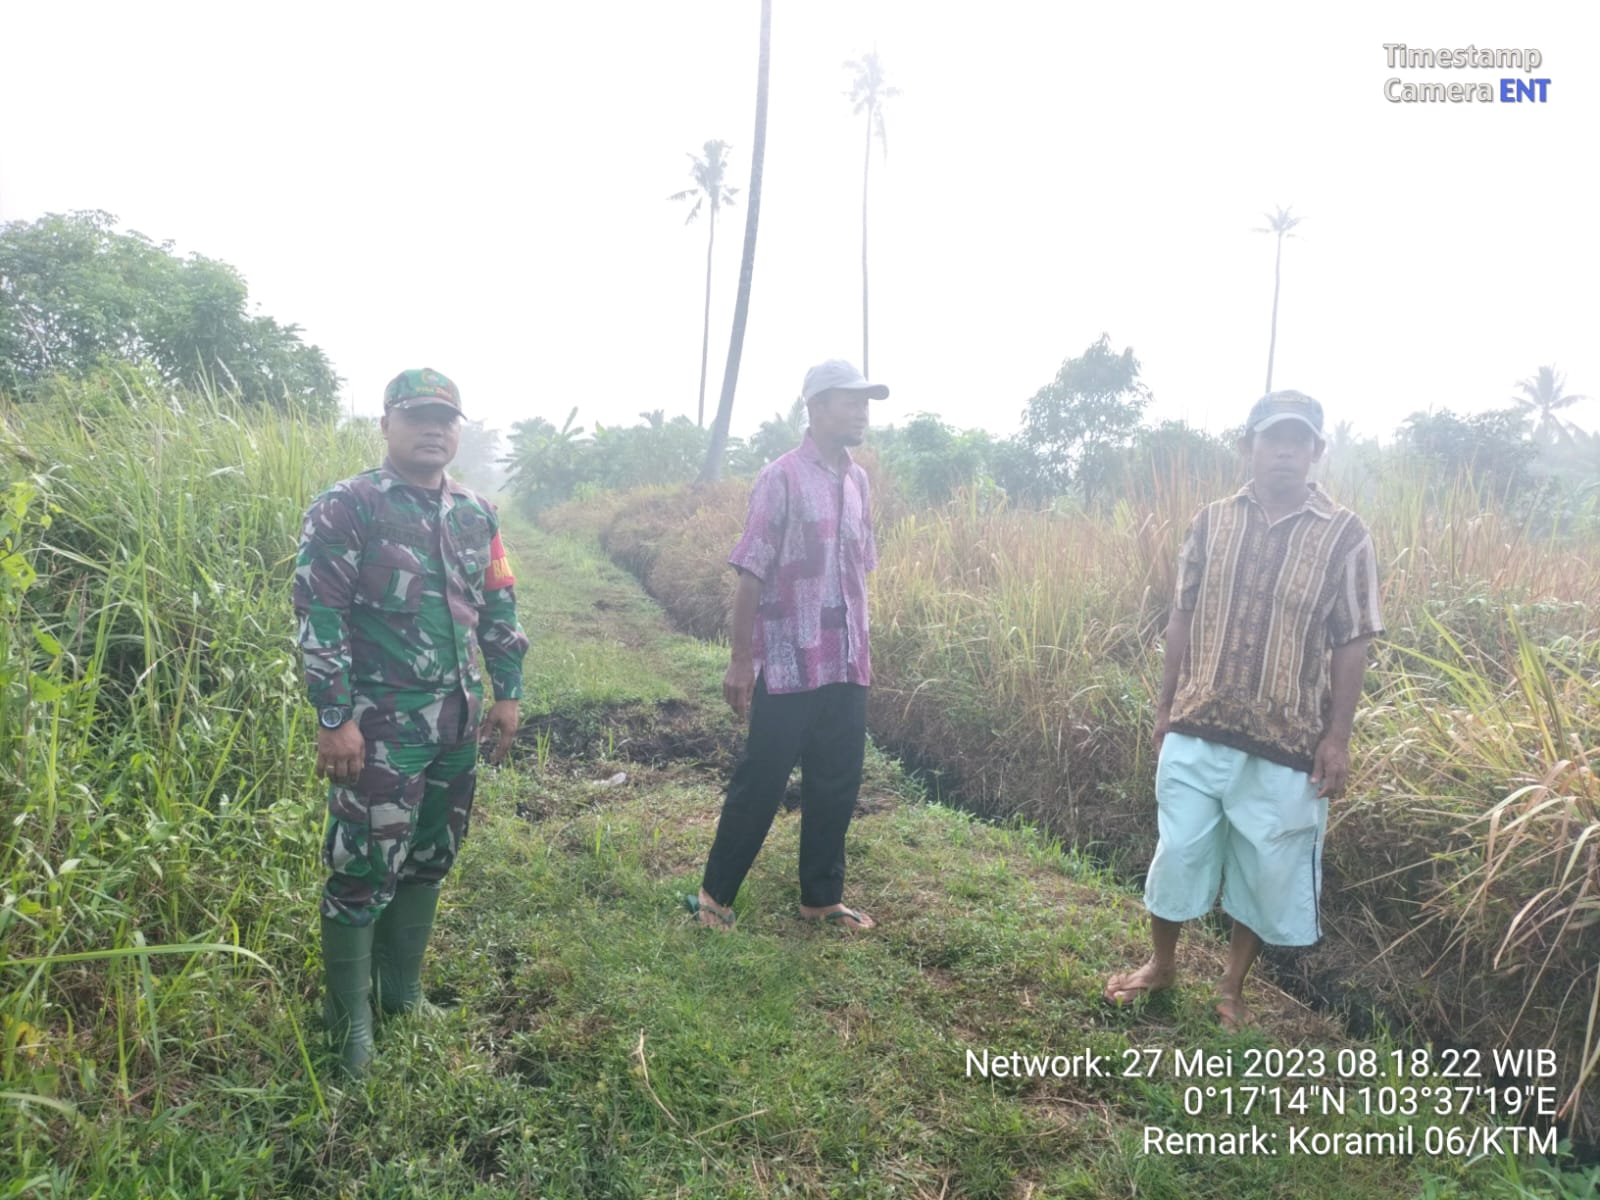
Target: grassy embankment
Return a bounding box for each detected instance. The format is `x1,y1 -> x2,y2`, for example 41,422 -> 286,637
542,450 -> 1600,1146
5,387 -> 1584,1196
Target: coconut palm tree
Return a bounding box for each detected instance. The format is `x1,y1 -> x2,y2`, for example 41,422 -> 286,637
845,50 -> 900,378
670,140 -> 738,429
1512,364 -> 1587,446
699,0 -> 770,484
1253,204 -> 1303,393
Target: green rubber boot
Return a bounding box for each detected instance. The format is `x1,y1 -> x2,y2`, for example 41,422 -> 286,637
372,882 -> 445,1018
321,917 -> 376,1078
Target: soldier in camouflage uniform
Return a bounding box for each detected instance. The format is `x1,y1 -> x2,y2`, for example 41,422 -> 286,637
293,367 -> 529,1078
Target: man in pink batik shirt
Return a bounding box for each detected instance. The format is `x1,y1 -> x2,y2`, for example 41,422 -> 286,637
684,360 -> 887,933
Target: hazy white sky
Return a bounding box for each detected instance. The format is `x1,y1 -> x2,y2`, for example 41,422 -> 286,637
3,0 -> 1596,445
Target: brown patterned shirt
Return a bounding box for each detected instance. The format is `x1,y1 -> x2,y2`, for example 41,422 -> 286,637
1167,481 -> 1384,773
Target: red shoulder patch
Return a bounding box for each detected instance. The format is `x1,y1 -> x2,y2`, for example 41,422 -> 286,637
485,531 -> 516,590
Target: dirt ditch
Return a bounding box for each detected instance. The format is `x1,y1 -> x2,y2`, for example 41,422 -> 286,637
876,737 -> 1599,1156
516,699 -> 734,769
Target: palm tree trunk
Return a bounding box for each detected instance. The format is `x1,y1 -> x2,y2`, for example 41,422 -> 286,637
699,0 -> 770,484
861,110 -> 872,377
1264,232 -> 1282,393
697,205 -> 715,428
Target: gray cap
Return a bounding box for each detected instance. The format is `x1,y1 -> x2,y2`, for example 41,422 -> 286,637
801,359 -> 889,403
1247,390 -> 1324,437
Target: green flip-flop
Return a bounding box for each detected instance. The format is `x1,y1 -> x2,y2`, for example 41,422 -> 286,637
804,906 -> 874,930
683,895 -> 735,928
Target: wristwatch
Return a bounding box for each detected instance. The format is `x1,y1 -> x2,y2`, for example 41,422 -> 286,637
318,705 -> 353,730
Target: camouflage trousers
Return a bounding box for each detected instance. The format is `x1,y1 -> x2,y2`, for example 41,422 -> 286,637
320,738 -> 479,926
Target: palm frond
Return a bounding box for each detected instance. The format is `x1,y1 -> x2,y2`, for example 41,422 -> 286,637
1253,204 -> 1304,237
845,50 -> 899,157
671,138 -> 739,222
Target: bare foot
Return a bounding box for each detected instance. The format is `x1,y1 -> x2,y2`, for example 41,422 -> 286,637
800,903 -> 875,931
1103,960 -> 1177,1006
685,890 -> 735,932
1214,993 -> 1251,1031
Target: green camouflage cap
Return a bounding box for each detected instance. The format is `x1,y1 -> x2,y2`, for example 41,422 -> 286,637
383,368 -> 464,416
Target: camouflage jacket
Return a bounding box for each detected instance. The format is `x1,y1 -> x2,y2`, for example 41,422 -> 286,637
293,460 -> 530,743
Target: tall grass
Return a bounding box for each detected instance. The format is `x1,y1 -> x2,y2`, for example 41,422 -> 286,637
558,449 -> 1600,1132
1,380 -> 378,1135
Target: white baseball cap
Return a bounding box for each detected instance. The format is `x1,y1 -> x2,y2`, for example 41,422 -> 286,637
801,359 -> 889,402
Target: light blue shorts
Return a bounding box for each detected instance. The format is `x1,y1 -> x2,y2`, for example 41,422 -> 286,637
1142,732 -> 1328,947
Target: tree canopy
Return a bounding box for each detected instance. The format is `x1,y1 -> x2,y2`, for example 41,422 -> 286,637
1399,406 -> 1537,501
1020,333 -> 1152,502
0,210 -> 341,416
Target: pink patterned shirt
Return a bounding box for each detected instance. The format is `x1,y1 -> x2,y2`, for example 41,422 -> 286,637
728,433 -> 877,694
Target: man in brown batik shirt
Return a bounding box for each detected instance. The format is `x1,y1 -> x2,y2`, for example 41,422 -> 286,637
1104,391 -> 1385,1029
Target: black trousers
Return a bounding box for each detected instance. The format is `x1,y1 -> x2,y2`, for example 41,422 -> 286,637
701,677 -> 868,909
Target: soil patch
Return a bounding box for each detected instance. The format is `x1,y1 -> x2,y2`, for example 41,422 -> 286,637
517,699 -> 733,768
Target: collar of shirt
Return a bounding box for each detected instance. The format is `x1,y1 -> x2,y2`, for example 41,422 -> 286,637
1234,479 -> 1336,521
797,430 -> 854,479
377,459 -> 470,503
